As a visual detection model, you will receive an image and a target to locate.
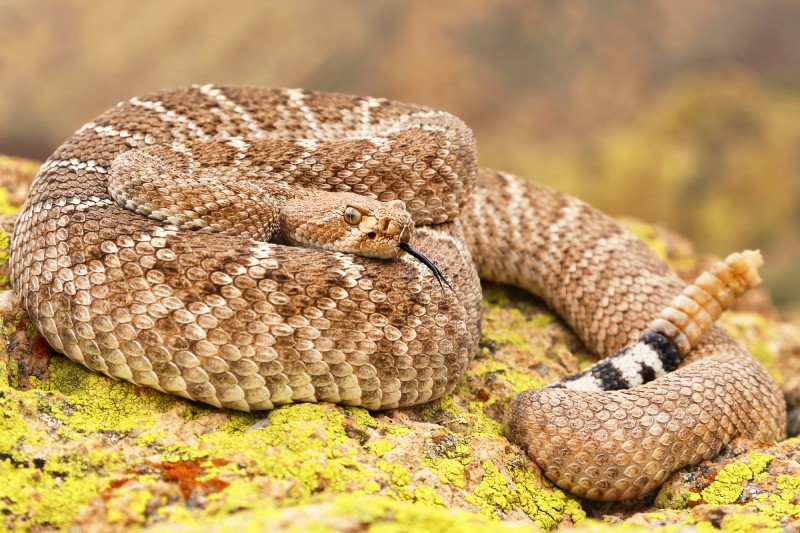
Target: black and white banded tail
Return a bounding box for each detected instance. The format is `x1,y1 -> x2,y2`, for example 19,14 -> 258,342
553,250 -> 764,392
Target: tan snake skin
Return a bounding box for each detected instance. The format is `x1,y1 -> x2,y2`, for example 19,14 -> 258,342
9,86 -> 785,501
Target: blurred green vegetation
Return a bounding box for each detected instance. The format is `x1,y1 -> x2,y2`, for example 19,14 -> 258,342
485,70 -> 800,315
0,0 -> 798,314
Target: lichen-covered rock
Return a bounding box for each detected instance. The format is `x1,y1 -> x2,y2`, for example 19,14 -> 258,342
0,155 -> 797,532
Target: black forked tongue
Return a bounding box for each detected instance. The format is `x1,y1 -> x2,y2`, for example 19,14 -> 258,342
398,242 -> 453,292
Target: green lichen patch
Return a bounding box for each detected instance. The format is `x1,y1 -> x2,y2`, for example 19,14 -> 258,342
508,462 -> 586,528
365,439 -> 396,458
0,357 -> 8,389
481,287 -> 558,352
111,402 -> 453,525
144,493 -> 533,532
0,388 -> 42,465
421,429 -> 471,489
31,355 -> 176,434
0,460 -> 111,530
699,450 -> 775,506
0,389 -> 127,532
324,494 -> 533,533
412,485 -> 445,508
453,284 -> 582,437
654,439 -> 800,530
177,401 -> 216,423
471,357 -> 544,395
0,188 -> 17,217
171,403 -> 391,500
463,460 -> 586,528
621,219 -> 671,261
418,394 -> 504,439
480,282 -> 592,383
344,405 -> 412,438
765,475 -> 800,521
74,403 -> 406,528
719,311 -> 791,385
376,458 -> 412,486
0,228 -> 10,288
693,508 -> 784,532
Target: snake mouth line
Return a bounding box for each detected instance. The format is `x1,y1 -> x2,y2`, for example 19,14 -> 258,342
398,242 -> 453,292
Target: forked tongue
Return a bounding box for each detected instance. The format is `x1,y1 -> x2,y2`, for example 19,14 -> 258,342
398,242 -> 453,291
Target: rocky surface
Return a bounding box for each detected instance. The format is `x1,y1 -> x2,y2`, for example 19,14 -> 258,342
1,155 -> 798,532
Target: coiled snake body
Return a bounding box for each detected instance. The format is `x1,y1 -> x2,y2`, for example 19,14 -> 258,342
10,86 -> 785,501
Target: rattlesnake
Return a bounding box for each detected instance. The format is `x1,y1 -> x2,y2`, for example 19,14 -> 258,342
9,86 -> 785,501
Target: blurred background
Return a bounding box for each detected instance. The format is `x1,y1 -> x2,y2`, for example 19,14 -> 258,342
1,0 -> 798,316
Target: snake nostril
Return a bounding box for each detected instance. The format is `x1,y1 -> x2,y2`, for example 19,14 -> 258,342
367,232 -> 376,239
378,218 -> 391,232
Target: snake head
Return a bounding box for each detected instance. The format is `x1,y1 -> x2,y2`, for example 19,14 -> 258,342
280,192 -> 413,259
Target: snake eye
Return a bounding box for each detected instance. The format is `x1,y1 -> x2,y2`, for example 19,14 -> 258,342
344,206 -> 362,225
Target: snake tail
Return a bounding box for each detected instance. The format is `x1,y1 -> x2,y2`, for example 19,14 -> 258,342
552,250 -> 764,393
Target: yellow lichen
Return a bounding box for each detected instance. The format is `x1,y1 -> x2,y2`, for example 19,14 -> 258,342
412,486 -> 445,508
145,493 -> 532,532
464,402 -> 505,436
5,354 -> 18,390
622,219 -> 670,261
143,402 -> 419,518
107,486 -> 155,524
508,461 -> 586,528
0,228 -> 10,287
465,461 -> 513,520
421,430 -> 470,489
695,512 -> 783,532
376,459 -> 411,486
137,429 -> 168,447
482,306 -> 554,349
0,462 -> 109,528
177,402 -> 215,422
219,410 -> 263,433
0,390 -> 40,464
760,474 -> 800,521
463,460 -> 586,527
326,494 -> 531,533
0,438 -> 123,530
31,356 -> 176,434
700,451 -> 774,506
365,439 -> 396,458
345,405 -> 411,437
418,394 -> 504,439
473,358 -> 545,394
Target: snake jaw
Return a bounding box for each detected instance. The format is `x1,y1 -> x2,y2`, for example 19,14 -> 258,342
398,242 -> 453,292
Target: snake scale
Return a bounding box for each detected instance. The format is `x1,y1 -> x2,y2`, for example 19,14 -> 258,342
9,86 -> 785,501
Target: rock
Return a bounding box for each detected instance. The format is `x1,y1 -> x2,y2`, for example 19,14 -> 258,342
0,155 -> 797,532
